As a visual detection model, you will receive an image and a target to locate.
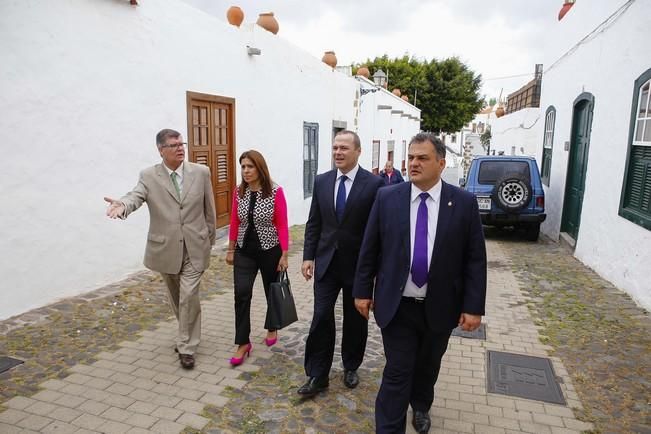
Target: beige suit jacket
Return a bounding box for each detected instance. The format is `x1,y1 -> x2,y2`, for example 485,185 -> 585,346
120,162 -> 217,274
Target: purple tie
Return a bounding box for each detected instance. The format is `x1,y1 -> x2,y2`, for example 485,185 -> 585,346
411,192 -> 429,287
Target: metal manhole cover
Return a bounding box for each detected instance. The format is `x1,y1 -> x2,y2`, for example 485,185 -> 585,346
487,351 -> 565,404
0,356 -> 24,373
452,323 -> 486,340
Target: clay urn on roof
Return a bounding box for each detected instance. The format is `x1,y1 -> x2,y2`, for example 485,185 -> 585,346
257,12 -> 279,34
392,88 -> 402,97
322,51 -> 337,69
356,66 -> 370,78
226,6 -> 244,27
401,95 -> 409,101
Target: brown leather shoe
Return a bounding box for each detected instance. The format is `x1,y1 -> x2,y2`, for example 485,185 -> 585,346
178,353 -> 195,369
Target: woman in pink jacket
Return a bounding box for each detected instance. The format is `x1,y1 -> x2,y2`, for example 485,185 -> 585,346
226,150 -> 289,366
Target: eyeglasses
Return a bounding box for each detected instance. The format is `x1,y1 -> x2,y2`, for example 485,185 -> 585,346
160,142 -> 187,149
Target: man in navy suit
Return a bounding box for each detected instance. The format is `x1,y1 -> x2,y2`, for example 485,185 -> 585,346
298,130 -> 384,397
353,133 -> 487,433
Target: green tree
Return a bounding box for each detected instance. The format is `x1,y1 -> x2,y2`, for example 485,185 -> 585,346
354,55 -> 484,133
480,127 -> 492,155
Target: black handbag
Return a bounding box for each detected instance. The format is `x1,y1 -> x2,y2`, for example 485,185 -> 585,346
266,271 -> 298,330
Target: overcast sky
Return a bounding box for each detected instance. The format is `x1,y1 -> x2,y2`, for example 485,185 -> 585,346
180,0 -> 625,100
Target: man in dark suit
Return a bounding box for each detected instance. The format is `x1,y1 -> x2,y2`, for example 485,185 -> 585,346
298,130 -> 384,397
353,133 -> 487,433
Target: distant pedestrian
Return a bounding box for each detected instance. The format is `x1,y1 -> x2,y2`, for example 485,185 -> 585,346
354,133 -> 487,433
379,161 -> 404,186
104,129 -> 216,370
225,150 -> 289,366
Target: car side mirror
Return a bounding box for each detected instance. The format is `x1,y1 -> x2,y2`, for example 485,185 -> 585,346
459,177 -> 466,187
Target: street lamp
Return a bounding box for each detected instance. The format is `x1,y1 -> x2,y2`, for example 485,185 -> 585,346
373,69 -> 387,88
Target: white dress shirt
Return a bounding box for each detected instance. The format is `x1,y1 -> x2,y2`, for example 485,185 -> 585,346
164,162 -> 184,196
403,180 -> 442,298
334,164 -> 360,210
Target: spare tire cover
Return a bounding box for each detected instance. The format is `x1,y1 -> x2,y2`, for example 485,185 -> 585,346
491,172 -> 532,213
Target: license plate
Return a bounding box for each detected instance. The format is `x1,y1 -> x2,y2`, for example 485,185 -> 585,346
477,197 -> 491,210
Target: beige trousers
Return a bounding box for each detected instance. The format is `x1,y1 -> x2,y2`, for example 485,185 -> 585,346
160,246 -> 203,355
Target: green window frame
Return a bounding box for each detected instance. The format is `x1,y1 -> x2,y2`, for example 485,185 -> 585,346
540,106 -> 556,186
619,68 -> 651,230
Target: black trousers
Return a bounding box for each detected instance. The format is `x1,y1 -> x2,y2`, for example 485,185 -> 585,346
375,299 -> 452,434
233,244 -> 281,345
304,253 -> 368,378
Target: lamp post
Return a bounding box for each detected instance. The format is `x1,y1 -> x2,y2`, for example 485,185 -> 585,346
373,69 -> 387,88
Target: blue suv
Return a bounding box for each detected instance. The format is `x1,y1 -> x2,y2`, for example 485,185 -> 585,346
460,156 -> 546,241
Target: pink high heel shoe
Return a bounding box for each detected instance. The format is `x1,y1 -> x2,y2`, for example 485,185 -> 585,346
229,343 -> 252,366
264,332 -> 278,347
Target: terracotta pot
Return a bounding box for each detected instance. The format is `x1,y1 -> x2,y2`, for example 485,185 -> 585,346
392,88 -> 401,97
256,12 -> 279,34
495,106 -> 505,118
226,6 -> 244,27
401,95 -> 409,101
356,66 -> 370,78
322,51 -> 337,68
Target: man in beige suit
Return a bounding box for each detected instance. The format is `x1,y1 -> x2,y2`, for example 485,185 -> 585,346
104,129 -> 216,369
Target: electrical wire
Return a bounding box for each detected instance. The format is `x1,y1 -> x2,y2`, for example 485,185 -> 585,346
545,0 -> 635,74
493,116 -> 540,135
482,0 -> 636,84
484,73 -> 535,82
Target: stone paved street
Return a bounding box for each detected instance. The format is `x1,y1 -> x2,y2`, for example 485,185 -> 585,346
0,226 -> 649,433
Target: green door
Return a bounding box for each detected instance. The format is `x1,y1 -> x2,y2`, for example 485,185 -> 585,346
561,95 -> 594,239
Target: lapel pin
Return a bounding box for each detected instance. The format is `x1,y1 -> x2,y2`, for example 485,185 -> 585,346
448,201 -> 452,207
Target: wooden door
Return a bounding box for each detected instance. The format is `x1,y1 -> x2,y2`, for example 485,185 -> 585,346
187,92 -> 236,228
561,95 -> 593,239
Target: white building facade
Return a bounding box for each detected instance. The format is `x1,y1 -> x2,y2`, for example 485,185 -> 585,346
531,0 -> 651,310
0,0 -> 419,319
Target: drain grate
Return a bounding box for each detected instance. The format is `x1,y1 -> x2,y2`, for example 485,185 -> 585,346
487,351 -> 565,404
452,323 -> 486,340
0,356 -> 24,374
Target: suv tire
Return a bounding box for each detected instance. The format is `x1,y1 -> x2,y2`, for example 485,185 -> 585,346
492,172 -> 532,213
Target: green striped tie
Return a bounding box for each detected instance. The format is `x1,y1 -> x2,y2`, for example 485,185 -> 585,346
170,172 -> 181,199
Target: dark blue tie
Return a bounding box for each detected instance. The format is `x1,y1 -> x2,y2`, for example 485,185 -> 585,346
411,192 -> 429,287
336,175 -> 348,223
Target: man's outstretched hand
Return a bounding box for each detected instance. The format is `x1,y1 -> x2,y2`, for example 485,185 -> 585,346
104,197 -> 125,219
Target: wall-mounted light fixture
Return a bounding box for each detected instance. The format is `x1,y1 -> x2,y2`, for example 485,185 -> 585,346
247,46 -> 261,56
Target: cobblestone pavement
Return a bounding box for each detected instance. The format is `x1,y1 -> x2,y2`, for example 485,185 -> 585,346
487,228 -> 651,434
0,225 -> 646,433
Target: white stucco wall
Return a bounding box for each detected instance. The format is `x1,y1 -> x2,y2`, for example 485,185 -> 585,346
356,78 -> 421,171
489,108 -> 541,157
0,0 -> 417,319
534,0 -> 651,310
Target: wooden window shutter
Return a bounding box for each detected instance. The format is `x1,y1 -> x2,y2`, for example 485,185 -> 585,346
619,69 -> 651,230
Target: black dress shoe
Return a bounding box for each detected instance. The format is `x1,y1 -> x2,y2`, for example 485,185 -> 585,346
412,410 -> 431,434
343,370 -> 359,389
297,376 -> 329,397
178,353 -> 195,369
